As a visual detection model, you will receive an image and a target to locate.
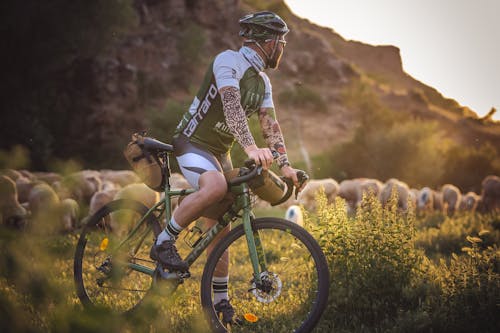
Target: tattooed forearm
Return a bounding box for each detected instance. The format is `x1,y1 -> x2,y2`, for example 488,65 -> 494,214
259,108 -> 290,168
221,86 -> 256,148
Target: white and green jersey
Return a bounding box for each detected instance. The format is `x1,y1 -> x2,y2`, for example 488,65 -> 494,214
174,46 -> 274,155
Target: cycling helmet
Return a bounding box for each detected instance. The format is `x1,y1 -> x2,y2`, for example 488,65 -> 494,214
239,11 -> 289,40
239,11 -> 289,69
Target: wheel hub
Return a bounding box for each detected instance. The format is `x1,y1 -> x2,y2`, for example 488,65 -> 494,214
250,271 -> 282,303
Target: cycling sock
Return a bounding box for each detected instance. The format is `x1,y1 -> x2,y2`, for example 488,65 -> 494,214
156,217 -> 183,245
213,276 -> 229,304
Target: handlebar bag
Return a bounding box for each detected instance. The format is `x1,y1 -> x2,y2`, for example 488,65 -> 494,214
248,169 -> 288,205
123,133 -> 165,192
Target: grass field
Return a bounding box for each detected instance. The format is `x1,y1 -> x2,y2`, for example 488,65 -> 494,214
0,193 -> 498,332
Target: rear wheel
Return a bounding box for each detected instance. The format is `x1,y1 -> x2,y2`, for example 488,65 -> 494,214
201,217 -> 329,332
74,199 -> 160,313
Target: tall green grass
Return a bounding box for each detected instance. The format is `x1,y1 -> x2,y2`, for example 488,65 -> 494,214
0,193 -> 498,332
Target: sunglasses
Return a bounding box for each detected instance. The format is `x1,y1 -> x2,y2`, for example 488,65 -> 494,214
265,38 -> 287,47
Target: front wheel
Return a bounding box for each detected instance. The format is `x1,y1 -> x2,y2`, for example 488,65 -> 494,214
74,199 -> 160,314
201,218 -> 329,333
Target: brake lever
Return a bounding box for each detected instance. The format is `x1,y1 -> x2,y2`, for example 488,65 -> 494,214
295,170 -> 309,199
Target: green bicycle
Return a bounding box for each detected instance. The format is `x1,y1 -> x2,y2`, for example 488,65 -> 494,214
74,137 -> 329,332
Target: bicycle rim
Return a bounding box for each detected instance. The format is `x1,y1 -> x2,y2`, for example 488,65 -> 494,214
201,217 -> 329,333
74,199 -> 158,314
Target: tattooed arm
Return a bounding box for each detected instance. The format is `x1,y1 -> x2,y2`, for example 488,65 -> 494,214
258,107 -> 300,187
220,86 -> 273,168
258,107 -> 290,168
220,86 -> 255,148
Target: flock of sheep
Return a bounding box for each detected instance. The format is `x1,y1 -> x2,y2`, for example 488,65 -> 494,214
0,169 -> 189,232
292,175 -> 500,217
0,167 -> 499,233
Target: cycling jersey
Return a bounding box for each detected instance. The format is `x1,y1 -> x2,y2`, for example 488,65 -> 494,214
174,46 -> 274,155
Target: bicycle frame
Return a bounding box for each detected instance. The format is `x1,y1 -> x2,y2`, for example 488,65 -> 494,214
117,151 -> 268,286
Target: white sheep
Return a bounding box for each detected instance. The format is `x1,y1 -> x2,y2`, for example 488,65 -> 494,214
359,178 -> 383,199
284,205 -> 304,227
59,198 -> 80,232
379,178 -> 411,212
53,170 -> 102,204
441,184 -> 462,216
109,183 -> 160,231
0,175 -> 28,228
28,182 -> 60,218
480,175 -> 500,213
417,187 -> 434,213
89,189 -> 119,216
459,191 -> 481,212
100,169 -> 141,187
298,178 -> 339,212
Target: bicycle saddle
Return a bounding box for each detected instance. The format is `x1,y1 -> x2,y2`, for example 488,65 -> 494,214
143,137 -> 174,153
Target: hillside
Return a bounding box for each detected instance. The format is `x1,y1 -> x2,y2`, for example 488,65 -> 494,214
1,0 -> 499,189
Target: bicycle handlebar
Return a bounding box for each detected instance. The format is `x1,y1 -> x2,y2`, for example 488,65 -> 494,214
227,160 -> 262,187
227,159 -> 309,205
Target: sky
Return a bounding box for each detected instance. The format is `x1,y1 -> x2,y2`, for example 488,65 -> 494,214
285,0 -> 500,120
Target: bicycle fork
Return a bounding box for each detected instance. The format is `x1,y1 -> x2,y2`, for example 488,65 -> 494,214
240,185 -> 267,287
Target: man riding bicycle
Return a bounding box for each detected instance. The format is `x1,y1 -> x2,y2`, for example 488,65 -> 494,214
150,11 -> 300,323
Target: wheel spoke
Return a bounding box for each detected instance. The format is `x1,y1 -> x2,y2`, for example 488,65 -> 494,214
200,218 -> 329,333
74,200 -> 160,314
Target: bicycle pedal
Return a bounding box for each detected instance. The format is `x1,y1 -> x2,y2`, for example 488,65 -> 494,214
155,265 -> 191,281
179,270 -> 191,279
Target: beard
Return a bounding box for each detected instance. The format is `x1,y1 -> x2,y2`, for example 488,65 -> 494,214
268,50 -> 283,69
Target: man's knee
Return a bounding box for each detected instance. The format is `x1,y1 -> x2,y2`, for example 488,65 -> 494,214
199,171 -> 227,202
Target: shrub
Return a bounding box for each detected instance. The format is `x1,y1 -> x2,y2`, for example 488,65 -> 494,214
416,213 -> 500,259
306,191 -> 423,331
278,84 -> 327,113
441,142 -> 500,193
425,236 -> 500,332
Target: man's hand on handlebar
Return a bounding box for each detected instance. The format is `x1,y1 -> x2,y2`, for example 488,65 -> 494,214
280,165 -> 306,192
244,145 -> 274,170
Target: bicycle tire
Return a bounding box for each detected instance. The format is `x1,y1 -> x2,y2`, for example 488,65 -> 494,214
201,217 -> 329,333
74,199 -> 161,314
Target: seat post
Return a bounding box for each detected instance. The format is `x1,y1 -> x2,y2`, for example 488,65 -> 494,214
160,151 -> 171,187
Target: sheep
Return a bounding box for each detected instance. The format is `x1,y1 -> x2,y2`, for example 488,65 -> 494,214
337,179 -> 362,215
101,180 -> 121,192
298,178 -> 339,212
32,171 -> 62,185
432,190 -> 444,213
441,184 -> 462,216
108,183 -> 160,231
59,198 -> 80,232
28,182 -> 61,218
342,178 -> 384,214
359,178 -> 383,199
53,170 -> 102,204
459,191 -> 481,212
417,187 -> 434,213
0,175 -> 28,228
284,205 -> 304,227
480,175 -> 500,213
408,188 -> 418,209
89,189 -> 119,216
15,177 -> 43,204
379,178 -> 411,212
99,169 -> 141,187
0,169 -> 23,182
18,170 -> 36,181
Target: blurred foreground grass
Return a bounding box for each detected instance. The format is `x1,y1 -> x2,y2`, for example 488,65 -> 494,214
0,193 -> 499,332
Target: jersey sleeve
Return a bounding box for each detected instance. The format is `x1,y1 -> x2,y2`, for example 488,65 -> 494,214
259,72 -> 275,109
213,51 -> 240,89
